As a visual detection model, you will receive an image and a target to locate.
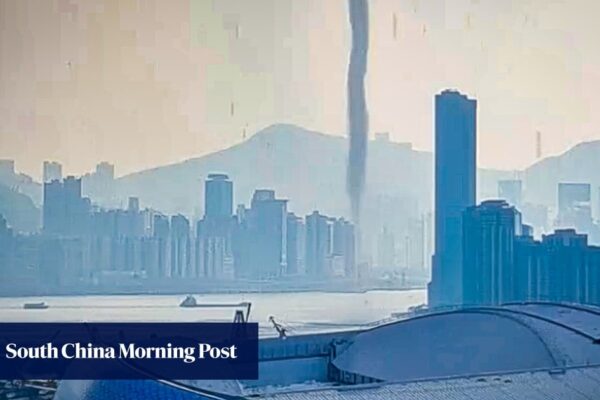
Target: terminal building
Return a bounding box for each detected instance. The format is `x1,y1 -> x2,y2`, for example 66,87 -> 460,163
56,302 -> 600,399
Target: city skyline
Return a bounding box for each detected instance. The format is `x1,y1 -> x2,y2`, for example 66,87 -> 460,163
5,88 -> 600,302
3,2 -> 600,398
0,171 -> 360,295
3,0 -> 600,178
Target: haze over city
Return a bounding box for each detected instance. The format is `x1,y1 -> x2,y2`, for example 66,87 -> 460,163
2,0 -> 600,179
3,1 -> 600,398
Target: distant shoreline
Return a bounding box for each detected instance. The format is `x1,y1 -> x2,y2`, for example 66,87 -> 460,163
0,284 -> 426,299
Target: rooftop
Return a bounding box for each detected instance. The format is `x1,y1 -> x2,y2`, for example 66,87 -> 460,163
55,302 -> 600,399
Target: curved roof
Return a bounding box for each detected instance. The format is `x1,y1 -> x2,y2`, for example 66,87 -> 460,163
260,365 -> 600,400
333,303 -> 600,382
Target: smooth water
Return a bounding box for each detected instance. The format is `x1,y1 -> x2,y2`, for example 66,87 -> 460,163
0,290 -> 426,336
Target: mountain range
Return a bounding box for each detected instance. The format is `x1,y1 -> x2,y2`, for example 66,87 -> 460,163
112,124 -> 522,220
2,124 -> 600,233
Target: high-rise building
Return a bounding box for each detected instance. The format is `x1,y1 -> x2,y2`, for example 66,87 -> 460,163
153,214 -> 171,278
204,173 -> 233,219
196,216 -> 235,280
43,161 -> 63,183
461,198 -> 600,307
513,225 -> 543,302
43,180 -> 64,234
170,215 -> 191,278
429,90 -> 477,307
540,229 -> 589,303
128,197 -> 140,213
196,174 -> 235,279
95,162 -> 115,181
43,176 -> 90,235
332,218 -> 356,278
462,200 -> 522,305
234,190 -> 287,279
286,213 -> 305,275
82,162 -> 115,202
305,211 -> 331,277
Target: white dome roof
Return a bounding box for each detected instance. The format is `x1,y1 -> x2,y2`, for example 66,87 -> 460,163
333,303 -> 600,382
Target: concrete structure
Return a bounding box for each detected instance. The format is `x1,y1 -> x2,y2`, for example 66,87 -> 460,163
196,174 -> 235,279
332,218 -> 356,278
305,211 -> 331,277
234,190 -> 288,279
204,173 -> 233,219
285,213 -> 304,275
430,90 -> 477,307
462,199 -> 600,306
170,214 -> 191,278
55,303 -> 600,399
43,176 -> 91,235
462,200 -> 522,305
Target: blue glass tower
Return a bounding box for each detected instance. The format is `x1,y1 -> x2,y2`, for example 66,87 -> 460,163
429,90 -> 477,307
205,173 -> 233,219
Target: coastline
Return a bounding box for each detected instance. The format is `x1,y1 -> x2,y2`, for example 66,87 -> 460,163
0,282 -> 426,298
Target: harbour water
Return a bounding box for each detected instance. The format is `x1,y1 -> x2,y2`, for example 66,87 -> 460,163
0,289 -> 426,336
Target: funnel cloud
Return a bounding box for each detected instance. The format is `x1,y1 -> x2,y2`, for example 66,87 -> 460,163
346,0 -> 369,223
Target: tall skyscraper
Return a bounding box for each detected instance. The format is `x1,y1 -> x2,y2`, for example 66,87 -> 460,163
286,212 -> 305,275
462,200 -> 522,305
204,173 -> 233,219
95,162 -> 115,181
197,174 -> 235,279
153,214 -> 171,278
332,218 -> 356,278
43,180 -> 64,234
305,211 -> 331,277
249,190 -> 287,278
43,176 -> 90,235
128,197 -> 140,213
429,90 -> 477,307
541,229 -> 589,303
514,225 -> 542,302
234,190 -> 287,279
43,161 -> 63,183
170,215 -> 191,278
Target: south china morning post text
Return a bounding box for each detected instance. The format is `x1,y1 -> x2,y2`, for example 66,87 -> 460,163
0,322 -> 258,380
5,342 -> 238,364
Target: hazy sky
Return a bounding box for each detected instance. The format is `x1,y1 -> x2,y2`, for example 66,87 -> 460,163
1,0 -> 600,179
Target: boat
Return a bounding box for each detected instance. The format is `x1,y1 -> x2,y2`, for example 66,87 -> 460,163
179,295 -> 198,307
23,302 -> 49,310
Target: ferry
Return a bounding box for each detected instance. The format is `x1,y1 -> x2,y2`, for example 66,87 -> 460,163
23,302 -> 49,310
179,295 -> 198,307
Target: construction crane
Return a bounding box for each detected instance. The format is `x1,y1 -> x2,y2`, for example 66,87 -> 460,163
268,316 -> 288,339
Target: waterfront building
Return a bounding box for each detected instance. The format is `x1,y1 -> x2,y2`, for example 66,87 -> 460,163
429,90 -> 477,307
